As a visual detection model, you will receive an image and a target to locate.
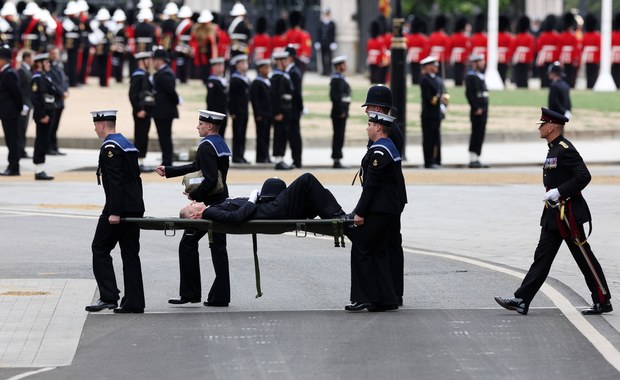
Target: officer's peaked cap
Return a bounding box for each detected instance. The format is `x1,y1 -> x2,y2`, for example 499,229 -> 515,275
537,107 -> 569,125
258,178 -> 286,202
361,85 -> 396,110
152,47 -> 170,62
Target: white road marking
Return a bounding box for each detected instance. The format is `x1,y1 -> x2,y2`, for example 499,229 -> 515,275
6,367 -> 55,380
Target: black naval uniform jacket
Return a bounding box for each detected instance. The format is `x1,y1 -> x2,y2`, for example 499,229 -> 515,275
548,78 -> 571,116
206,75 -> 228,114
540,135 -> 591,230
420,72 -> 444,120
0,63 -> 23,120
270,69 -> 293,116
97,134 -> 145,216
329,72 -> 351,118
165,134 -> 231,205
30,71 -> 58,121
355,138 -> 406,217
250,76 -> 271,119
152,64 -> 179,119
228,71 -> 250,117
129,68 -> 153,115
465,69 -> 489,113
285,63 -> 304,117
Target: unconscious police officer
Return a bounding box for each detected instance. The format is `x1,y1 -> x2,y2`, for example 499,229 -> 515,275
495,107 -> 612,316
155,110 -> 232,308
87,110 -> 146,314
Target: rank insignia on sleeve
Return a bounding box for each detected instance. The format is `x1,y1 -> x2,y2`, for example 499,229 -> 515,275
32,83 -> 37,92
107,151 -> 113,158
372,159 -> 378,167
559,141 -> 569,149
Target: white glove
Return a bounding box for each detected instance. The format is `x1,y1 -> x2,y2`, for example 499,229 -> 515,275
543,188 -> 560,202
440,103 -> 446,116
564,110 -> 572,120
249,189 -> 260,203
329,42 -> 338,51
178,96 -> 183,105
21,104 -> 30,116
313,42 -> 321,50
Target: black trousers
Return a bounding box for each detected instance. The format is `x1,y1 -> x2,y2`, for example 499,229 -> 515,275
498,63 -> 509,84
453,62 -> 465,86
321,47 -> 332,76
538,64 -> 552,88
369,65 -> 384,84
177,230 -> 229,304
515,226 -> 611,305
154,118 -> 174,166
254,116 -> 271,162
410,62 -> 421,85
513,63 -> 530,88
91,214 -> 145,310
133,114 -> 152,159
421,117 -> 441,167
388,216 -> 404,300
564,63 -> 577,88
272,113 -> 289,157
231,113 -> 248,161
17,108 -> 31,154
112,52 -> 125,83
96,54 -> 110,87
331,116 -> 347,160
65,48 -> 79,87
176,54 -> 191,83
469,110 -> 487,156
49,107 -> 63,152
33,112 -> 55,165
586,63 -> 599,89
289,112 -> 303,167
1,117 -> 20,171
612,63 -> 620,89
79,47 -> 91,84
349,212 -> 398,305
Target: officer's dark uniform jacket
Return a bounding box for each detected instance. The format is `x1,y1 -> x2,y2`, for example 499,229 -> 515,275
329,72 -> 351,118
355,137 -> 406,217
465,69 -> 489,112
165,134 -> 231,205
548,78 -> 571,116
206,75 -> 228,114
420,72 -> 443,119
62,16 -> 81,50
97,133 -> 145,216
31,71 -> 59,121
152,64 -> 179,119
129,67 -> 153,115
0,63 -> 23,119
228,71 -> 249,116
541,135 -> 591,230
250,76 -> 271,118
285,63 -> 304,116
270,69 -> 293,115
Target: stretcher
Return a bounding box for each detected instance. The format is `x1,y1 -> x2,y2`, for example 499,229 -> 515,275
122,217 -> 353,298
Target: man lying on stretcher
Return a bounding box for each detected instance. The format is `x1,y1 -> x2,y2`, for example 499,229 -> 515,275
180,173 -> 348,225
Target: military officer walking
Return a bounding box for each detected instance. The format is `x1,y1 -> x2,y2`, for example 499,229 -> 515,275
329,55 -> 351,169
250,59 -> 272,163
464,54 -> 489,168
495,108 -> 612,316
86,110 -> 146,313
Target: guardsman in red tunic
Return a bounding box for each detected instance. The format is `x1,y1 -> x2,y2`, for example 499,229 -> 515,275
581,14 -> 601,89
285,11 -> 311,74
612,13 -> 620,88
497,15 -> 514,84
250,17 -> 271,62
511,16 -> 535,88
367,21 -> 385,84
469,14 -> 487,62
271,19 -> 288,55
406,17 -> 429,85
449,17 -> 470,86
557,13 -> 580,88
536,15 -> 560,88
428,15 -> 451,78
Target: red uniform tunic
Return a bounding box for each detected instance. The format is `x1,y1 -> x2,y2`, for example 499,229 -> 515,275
558,30 -> 581,66
536,31 -> 560,67
449,31 -> 470,64
511,32 -> 536,64
250,32 -> 272,61
271,34 -> 288,54
581,31 -> 601,64
470,32 -> 487,61
497,31 -> 514,64
428,30 -> 451,63
612,30 -> 620,64
406,32 -> 429,63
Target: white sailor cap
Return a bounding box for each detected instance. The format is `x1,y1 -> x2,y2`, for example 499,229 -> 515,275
91,110 -> 118,122
272,50 -> 289,60
134,51 -> 152,60
230,54 -> 248,65
199,110 -> 226,124
255,59 -> 271,67
469,54 -> 484,63
33,53 -> 50,62
420,55 -> 438,65
368,111 -> 396,126
210,57 -> 225,64
332,55 -> 347,65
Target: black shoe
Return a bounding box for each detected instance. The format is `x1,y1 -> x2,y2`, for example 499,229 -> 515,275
55,150 -> 67,156
256,158 -> 272,164
275,162 -> 293,170
0,168 -> 20,176
113,307 -> 144,314
139,164 -> 154,173
232,157 -> 250,164
494,296 -> 529,315
293,162 -> 302,169
469,161 -> 489,168
581,301 -> 613,315
203,301 -> 229,307
368,304 -> 399,312
20,151 -> 30,159
168,297 -> 201,305
46,149 -> 59,156
85,299 -> 118,312
332,161 -> 349,169
344,302 -> 374,312
35,171 -> 54,180
398,296 -> 403,307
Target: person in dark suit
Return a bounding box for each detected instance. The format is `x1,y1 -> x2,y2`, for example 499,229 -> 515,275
17,50 -> 33,159
250,59 -> 272,163
346,111 -> 406,312
47,47 -> 70,156
317,7 -> 336,76
206,57 -> 228,137
419,55 -> 447,169
495,108 -> 612,316
155,110 -> 232,308
547,61 -> 572,120
181,173 -> 346,224
284,46 -> 304,168
86,109 -> 146,314
329,55 -> 351,169
0,45 -> 23,176
465,54 -> 489,168
152,48 -> 179,166
270,50 -> 294,170
31,53 -> 59,180
228,54 -> 250,164
129,51 -> 154,172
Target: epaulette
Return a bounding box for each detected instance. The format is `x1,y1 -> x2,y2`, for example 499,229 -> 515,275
559,141 -> 569,149
103,144 -> 117,149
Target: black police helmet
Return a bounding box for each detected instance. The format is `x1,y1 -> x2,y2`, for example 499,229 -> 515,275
258,178 -> 286,202
361,84 -> 396,110
152,47 -> 170,62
